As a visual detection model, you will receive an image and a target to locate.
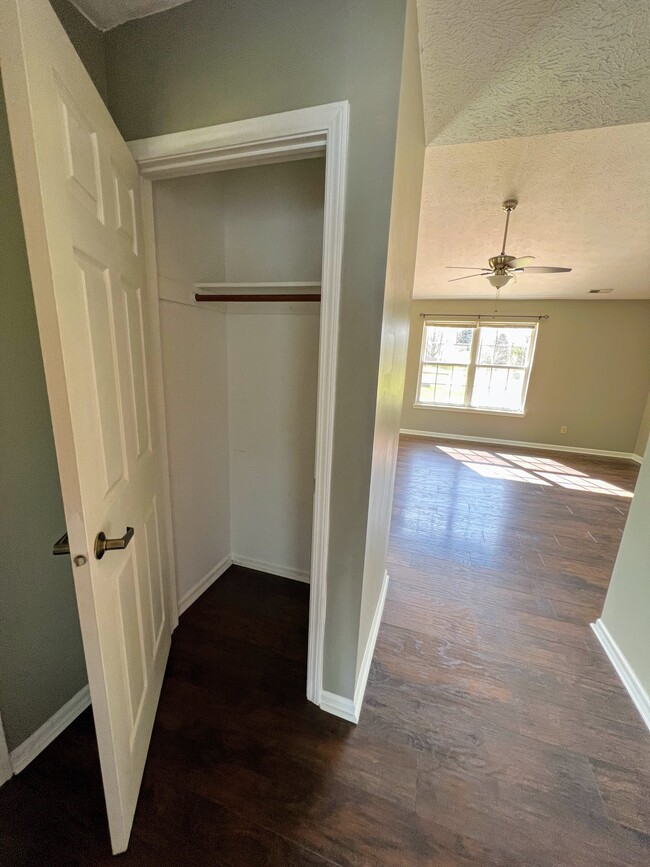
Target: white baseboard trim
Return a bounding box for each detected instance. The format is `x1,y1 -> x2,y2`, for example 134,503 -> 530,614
319,690 -> 358,723
319,570 -> 389,725
232,555 -> 310,584
400,429 -> 642,463
591,620 -> 650,732
178,555 -> 233,616
10,685 -> 91,775
354,570 -> 389,720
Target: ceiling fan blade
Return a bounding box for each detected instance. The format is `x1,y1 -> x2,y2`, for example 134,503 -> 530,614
448,272 -> 491,282
446,266 -> 489,271
520,266 -> 572,273
510,256 -> 535,269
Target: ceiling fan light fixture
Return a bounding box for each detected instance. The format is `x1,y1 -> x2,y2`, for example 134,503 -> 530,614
487,273 -> 512,289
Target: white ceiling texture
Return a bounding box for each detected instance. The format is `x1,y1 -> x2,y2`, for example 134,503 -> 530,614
70,0 -> 650,300
415,0 -> 650,299
70,0 -> 190,30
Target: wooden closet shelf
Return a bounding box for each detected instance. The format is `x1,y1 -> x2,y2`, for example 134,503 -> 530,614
193,281 -> 322,303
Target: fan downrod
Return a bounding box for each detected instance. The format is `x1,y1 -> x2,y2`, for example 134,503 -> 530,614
445,198 -> 572,284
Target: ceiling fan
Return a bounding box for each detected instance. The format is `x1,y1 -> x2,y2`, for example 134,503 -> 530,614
447,200 -> 572,288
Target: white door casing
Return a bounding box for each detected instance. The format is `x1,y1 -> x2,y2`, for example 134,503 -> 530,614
130,100 -> 349,706
0,0 -> 176,854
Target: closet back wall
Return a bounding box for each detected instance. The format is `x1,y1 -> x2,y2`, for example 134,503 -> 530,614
154,159 -> 325,609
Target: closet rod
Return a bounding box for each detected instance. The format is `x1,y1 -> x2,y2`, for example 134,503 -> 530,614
195,293 -> 321,303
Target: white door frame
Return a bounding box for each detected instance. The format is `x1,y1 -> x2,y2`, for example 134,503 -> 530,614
129,101 -> 349,705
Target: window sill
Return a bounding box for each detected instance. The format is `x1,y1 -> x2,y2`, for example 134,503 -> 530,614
413,403 -> 527,418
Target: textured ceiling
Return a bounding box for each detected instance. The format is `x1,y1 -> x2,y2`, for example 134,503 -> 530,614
413,122 -> 650,300
417,0 -> 650,146
70,0 -> 191,30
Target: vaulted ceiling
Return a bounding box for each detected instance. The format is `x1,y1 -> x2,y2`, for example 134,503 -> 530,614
418,0 -> 650,146
415,0 -> 650,299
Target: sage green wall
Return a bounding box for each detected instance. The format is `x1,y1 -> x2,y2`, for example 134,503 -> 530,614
401,300 -> 650,454
104,0 -> 409,699
50,0 -> 107,100
600,432 -> 650,702
0,2 -> 104,753
358,0 -> 425,674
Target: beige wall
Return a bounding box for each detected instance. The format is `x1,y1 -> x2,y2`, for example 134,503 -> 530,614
358,0 -> 425,675
104,0 -> 409,699
401,299 -> 650,454
600,432 -> 650,704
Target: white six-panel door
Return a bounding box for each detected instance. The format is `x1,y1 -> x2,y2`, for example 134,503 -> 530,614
0,0 -> 175,853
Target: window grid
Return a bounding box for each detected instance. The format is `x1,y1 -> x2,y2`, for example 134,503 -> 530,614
416,321 -> 538,414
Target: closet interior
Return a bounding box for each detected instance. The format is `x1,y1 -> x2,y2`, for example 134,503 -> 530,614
153,157 -> 326,612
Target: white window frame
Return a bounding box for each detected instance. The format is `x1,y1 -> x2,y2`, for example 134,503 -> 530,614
414,319 -> 539,416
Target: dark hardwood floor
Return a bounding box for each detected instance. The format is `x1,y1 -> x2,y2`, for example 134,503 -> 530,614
1,436 -> 649,865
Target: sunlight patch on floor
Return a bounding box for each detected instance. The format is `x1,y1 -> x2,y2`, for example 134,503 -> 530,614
437,446 -> 510,466
496,453 -> 587,477
463,462 -> 552,485
536,473 -> 634,497
436,446 -> 633,498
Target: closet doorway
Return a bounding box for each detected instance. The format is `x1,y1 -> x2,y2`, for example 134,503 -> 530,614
155,160 -> 322,632
131,103 -> 348,705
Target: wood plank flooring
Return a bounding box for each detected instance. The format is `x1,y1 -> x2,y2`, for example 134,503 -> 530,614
1,435 -> 648,865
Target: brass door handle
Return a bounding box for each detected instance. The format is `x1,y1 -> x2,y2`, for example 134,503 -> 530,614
94,526 -> 134,560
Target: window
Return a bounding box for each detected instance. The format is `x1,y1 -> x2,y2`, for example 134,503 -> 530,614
416,319 -> 538,414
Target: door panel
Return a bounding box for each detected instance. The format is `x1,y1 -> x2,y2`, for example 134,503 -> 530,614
120,279 -> 152,461
0,0 -> 175,853
113,164 -> 139,254
56,78 -> 105,221
75,251 -> 128,495
144,500 -> 167,649
116,553 -> 147,730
